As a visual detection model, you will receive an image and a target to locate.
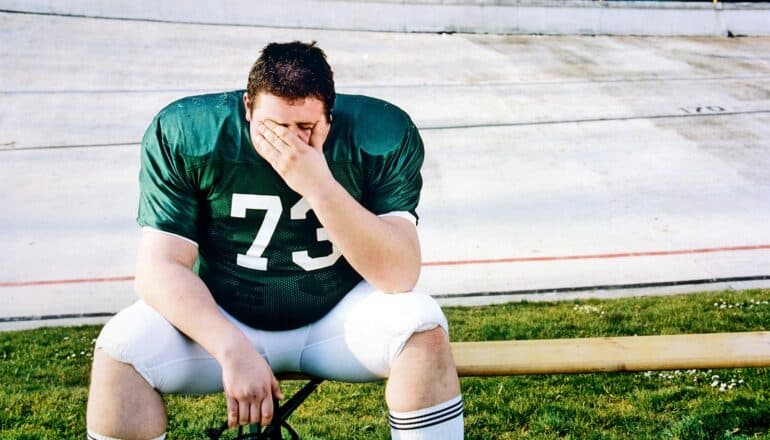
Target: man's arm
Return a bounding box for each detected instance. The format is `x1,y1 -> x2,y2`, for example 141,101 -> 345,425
134,229 -> 284,427
308,185 -> 421,293
254,120 -> 421,293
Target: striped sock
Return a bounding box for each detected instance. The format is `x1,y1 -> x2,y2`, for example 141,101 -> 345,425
388,395 -> 464,439
87,429 -> 166,440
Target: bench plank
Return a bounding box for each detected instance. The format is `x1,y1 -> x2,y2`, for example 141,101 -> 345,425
452,331 -> 770,376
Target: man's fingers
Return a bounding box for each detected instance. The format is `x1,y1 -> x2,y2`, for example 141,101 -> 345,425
227,396 -> 239,428
253,132 -> 281,163
263,120 -> 300,147
261,395 -> 274,427
272,378 -> 285,401
309,119 -> 330,151
250,401 -> 261,425
238,399 -> 251,426
257,121 -> 290,151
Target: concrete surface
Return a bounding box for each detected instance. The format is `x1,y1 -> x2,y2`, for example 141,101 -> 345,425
1,0 -> 770,36
1,11 -> 769,330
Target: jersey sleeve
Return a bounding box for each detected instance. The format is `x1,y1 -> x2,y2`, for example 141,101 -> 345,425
136,116 -> 200,243
365,122 -> 425,223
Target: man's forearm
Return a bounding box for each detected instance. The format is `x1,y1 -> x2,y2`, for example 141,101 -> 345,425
307,180 -> 421,293
134,247 -> 253,363
252,119 -> 421,292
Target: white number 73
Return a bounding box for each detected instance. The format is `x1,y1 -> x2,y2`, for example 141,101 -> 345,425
230,194 -> 341,271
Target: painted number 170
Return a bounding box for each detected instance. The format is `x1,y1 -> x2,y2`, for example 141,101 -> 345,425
679,106 -> 726,114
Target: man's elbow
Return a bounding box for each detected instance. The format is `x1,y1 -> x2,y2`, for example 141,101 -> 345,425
133,265 -> 154,301
374,264 -> 421,294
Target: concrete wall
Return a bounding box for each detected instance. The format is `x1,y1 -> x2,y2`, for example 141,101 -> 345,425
1,0 -> 768,36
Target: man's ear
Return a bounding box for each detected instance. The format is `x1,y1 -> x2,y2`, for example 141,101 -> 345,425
243,92 -> 252,122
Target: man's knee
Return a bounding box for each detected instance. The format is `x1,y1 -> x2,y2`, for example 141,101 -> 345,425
89,348 -> 153,393
88,348 -> 162,415
386,326 -> 460,412
343,289 -> 450,375
401,326 -> 454,365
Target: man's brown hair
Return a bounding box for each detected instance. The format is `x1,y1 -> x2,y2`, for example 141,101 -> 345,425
247,41 -> 335,120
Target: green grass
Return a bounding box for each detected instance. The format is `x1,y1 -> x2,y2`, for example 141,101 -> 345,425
2,289 -> 770,439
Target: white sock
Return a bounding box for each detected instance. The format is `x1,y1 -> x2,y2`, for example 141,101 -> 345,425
87,429 -> 166,440
389,395 -> 464,440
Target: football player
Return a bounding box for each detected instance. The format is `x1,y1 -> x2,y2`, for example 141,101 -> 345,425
86,41 -> 463,440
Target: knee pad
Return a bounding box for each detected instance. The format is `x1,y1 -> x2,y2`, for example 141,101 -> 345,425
343,290 -> 449,376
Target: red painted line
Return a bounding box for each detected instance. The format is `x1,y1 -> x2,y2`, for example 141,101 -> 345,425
2,244 -> 769,287
0,276 -> 135,288
422,244 -> 770,267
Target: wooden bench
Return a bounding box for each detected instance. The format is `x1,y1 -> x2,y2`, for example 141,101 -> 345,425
208,331 -> 770,439
450,331 -> 770,375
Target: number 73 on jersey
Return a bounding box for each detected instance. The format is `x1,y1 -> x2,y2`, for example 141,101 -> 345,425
230,194 -> 342,272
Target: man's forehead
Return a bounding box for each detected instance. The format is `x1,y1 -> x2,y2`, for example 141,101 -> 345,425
253,93 -> 324,120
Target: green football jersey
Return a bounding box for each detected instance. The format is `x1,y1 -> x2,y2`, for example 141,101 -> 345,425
137,91 -> 424,330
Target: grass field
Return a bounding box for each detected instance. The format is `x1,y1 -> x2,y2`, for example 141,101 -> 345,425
2,289 -> 770,439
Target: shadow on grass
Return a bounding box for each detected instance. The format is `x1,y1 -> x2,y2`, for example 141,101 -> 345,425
667,396 -> 770,440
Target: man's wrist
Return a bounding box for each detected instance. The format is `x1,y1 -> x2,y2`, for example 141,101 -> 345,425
305,177 -> 344,208
213,334 -> 258,364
